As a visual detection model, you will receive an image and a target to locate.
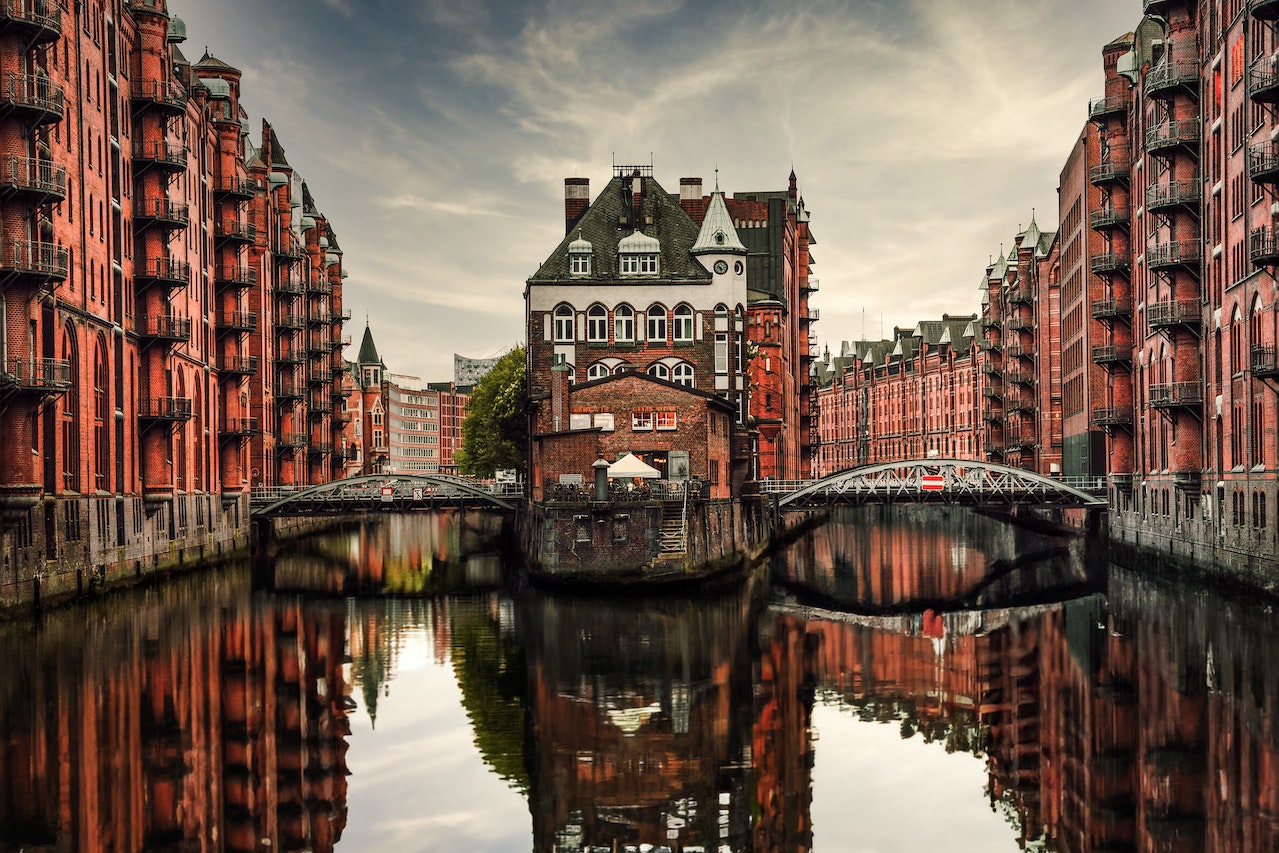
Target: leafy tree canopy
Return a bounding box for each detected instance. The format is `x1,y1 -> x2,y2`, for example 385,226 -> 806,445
455,346 -> 526,478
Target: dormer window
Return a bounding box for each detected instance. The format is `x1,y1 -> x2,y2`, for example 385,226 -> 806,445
568,232 -> 593,276
618,229 -> 660,276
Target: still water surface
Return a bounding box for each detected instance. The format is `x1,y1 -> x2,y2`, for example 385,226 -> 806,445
1,508 -> 1276,851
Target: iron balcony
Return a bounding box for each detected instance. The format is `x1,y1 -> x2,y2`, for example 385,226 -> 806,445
1147,241 -> 1202,271
1250,227 -> 1279,266
306,279 -> 333,295
1146,179 -> 1201,213
135,257 -> 190,291
1248,141 -> 1279,184
276,384 -> 305,401
276,350 -> 306,366
139,396 -> 193,422
274,277 -> 304,296
1145,59 -> 1200,98
1147,300 -> 1201,331
1174,470 -> 1202,492
276,236 -> 305,261
1006,369 -> 1034,386
1146,119 -> 1200,155
1,156 -> 66,203
217,356 -> 258,378
1251,63 -> 1279,105
1091,252 -> 1130,274
1090,206 -> 1130,231
217,311 -> 257,335
213,176 -> 256,199
135,197 -> 190,230
1149,381 -> 1203,409
0,0 -> 63,44
277,431 -> 307,448
220,417 -> 259,439
308,368 -> 333,385
1093,407 -> 1134,429
277,312 -> 306,330
1091,298 -> 1132,322
215,219 -> 256,244
131,79 -> 188,115
1008,288 -> 1032,305
2,72 -> 64,126
214,265 -> 257,290
1091,345 -> 1131,366
1008,317 -> 1034,332
1251,344 -> 1279,378
1,239 -> 68,282
132,141 -> 187,172
1088,94 -> 1126,122
1089,159 -> 1131,187
982,408 -> 1004,423
2,356 -> 70,394
141,314 -> 192,344
1005,344 -> 1035,360
307,443 -> 333,456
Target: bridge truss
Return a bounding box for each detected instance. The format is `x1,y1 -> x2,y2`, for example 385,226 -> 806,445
251,473 -> 520,517
762,459 -> 1107,509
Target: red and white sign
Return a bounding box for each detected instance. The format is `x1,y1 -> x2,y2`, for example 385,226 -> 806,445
920,474 -> 945,492
380,485 -> 394,502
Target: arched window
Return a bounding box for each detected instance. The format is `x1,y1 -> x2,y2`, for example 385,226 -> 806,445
554,304 -> 575,343
61,324 -> 79,491
94,336 -> 109,491
647,304 -> 667,343
614,304 -> 634,343
587,362 -> 610,381
648,362 -> 670,381
673,304 -> 694,342
672,362 -> 694,387
587,304 -> 608,343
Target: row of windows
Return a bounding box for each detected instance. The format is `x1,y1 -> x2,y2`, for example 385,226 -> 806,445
556,303 -> 696,344
563,409 -> 677,431
569,253 -> 660,276
584,361 -> 696,386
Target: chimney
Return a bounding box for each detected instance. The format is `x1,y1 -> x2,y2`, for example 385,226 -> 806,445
551,357 -> 570,432
679,177 -> 703,218
631,170 -> 643,220
564,178 -> 590,234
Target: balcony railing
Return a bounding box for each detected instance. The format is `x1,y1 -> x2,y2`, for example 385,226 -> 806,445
0,0 -> 63,44
306,278 -> 333,295
1091,345 -> 1131,366
1006,369 -> 1034,386
307,368 -> 333,385
980,362 -> 1002,376
1250,227 -> 1279,266
276,235 -> 305,260
983,442 -> 1006,456
276,350 -> 306,366
134,197 -> 189,229
2,73 -> 64,125
213,176 -> 256,199
1146,119 -> 1200,154
980,339 -> 1002,353
1,239 -> 68,281
1146,59 -> 1200,98
274,277 -> 304,296
215,219 -> 256,244
1147,241 -> 1202,271
1091,252 -> 1130,274
1089,158 -> 1131,186
132,140 -> 187,172
135,256 -> 190,290
141,314 -> 191,343
2,356 -> 70,393
337,308 -> 353,322
982,408 -> 1004,423
1008,317 -> 1034,332
308,310 -> 332,326
1248,141 -> 1279,184
982,383 -> 1004,399
277,431 -> 307,448
1251,344 -> 1279,378
217,356 -> 258,377
131,79 -> 188,114
276,383 -> 304,401
214,265 -> 257,289
1251,62 -> 1279,105
307,443 -> 333,456
1091,298 -> 1132,321
1008,288 -> 1032,305
1089,206 -> 1129,230
220,417 -> 259,438
1146,179 -> 1201,212
1005,344 -> 1035,360
1088,94 -> 1126,122
217,311 -> 257,334
277,312 -> 306,330
138,396 -> 193,422
1147,300 -> 1201,331
1174,470 -> 1202,492
1149,381 -> 1203,409
1,156 -> 66,202
1093,407 -> 1133,429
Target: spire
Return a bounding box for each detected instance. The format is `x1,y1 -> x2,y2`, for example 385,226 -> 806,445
358,322 -> 382,366
691,191 -> 746,255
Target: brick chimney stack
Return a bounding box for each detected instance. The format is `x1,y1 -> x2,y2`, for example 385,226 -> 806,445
679,177 -> 703,218
551,358 -> 570,432
564,178 -> 590,234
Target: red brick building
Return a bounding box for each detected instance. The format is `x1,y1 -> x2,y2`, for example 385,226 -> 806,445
0,0 -> 350,608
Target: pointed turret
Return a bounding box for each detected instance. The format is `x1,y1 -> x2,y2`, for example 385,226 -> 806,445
691,191 -> 747,255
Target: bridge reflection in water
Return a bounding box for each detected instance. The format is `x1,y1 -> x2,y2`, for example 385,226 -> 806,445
0,510 -> 1277,851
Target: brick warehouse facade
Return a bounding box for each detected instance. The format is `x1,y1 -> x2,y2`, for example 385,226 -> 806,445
0,0 -> 351,609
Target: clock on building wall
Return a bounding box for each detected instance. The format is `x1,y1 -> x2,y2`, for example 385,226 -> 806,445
714,260 -> 728,274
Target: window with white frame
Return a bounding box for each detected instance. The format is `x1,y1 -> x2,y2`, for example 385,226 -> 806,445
639,253 -> 658,274
632,411 -> 653,431
647,305 -> 667,342
621,253 -> 659,275
587,362 -> 610,381
587,305 -> 608,342
673,304 -> 694,342
614,305 -> 634,343
672,362 -> 694,387
715,333 -> 729,373
554,304 -> 575,342
648,362 -> 670,381
570,250 -> 591,275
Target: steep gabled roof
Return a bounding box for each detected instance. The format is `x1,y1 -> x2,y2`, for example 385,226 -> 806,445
194,51 -> 238,73
529,175 -> 711,283
357,324 -> 381,366
266,123 -> 291,169
691,191 -> 746,254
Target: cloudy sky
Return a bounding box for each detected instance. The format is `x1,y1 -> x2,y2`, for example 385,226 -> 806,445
172,0 -> 1141,382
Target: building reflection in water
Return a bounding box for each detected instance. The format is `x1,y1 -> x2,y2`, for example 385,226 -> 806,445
1,509 -> 1278,851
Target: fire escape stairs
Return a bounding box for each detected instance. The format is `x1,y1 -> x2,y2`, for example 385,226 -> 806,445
658,500 -> 686,555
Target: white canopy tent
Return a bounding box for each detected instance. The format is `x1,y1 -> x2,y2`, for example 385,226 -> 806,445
607,453 -> 661,479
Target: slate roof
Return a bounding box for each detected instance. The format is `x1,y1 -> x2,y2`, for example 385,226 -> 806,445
194,51 -> 237,73
357,324 -> 381,366
266,124 -> 291,169
691,191 -> 746,254
529,174 -> 711,283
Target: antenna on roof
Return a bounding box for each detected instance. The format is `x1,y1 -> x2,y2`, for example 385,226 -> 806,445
714,164 -> 719,192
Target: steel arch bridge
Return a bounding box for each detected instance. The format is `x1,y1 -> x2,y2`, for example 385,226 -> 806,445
251,473 -> 520,518
761,459 -> 1107,509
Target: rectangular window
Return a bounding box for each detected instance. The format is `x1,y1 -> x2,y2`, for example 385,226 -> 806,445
614,311 -> 634,343
648,312 -> 666,342
570,254 -> 591,275
715,333 -> 729,373
632,411 -> 653,431
656,411 -> 677,430
621,255 -> 639,274
640,254 -> 658,274
594,413 -> 615,431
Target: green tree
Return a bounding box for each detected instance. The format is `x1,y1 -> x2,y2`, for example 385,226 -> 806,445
456,346 -> 526,478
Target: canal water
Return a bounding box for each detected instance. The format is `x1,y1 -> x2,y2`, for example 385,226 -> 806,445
1,507 -> 1276,852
